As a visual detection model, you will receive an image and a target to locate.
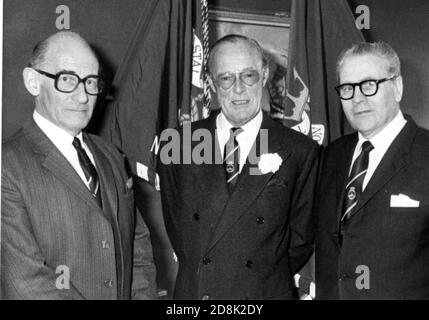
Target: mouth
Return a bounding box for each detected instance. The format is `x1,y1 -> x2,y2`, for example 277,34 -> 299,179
67,107 -> 90,112
354,110 -> 372,116
232,99 -> 250,106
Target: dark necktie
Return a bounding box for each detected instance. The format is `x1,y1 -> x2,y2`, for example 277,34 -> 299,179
224,127 -> 243,193
340,141 -> 374,242
72,137 -> 102,207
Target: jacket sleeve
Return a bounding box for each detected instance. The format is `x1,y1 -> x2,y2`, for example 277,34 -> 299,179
130,204 -> 158,300
1,170 -> 85,300
288,142 -> 320,274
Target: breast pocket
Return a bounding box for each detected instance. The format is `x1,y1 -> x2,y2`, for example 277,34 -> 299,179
383,205 -> 429,243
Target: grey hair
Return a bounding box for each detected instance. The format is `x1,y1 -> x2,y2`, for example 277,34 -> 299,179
336,41 -> 401,80
207,34 -> 268,75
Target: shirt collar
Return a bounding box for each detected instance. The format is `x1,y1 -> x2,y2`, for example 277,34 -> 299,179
33,110 -> 83,154
217,109 -> 263,135
357,110 -> 407,150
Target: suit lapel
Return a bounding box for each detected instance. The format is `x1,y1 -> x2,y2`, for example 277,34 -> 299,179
192,116 -> 231,239
205,113 -> 291,253
24,120 -> 105,215
347,120 -> 416,220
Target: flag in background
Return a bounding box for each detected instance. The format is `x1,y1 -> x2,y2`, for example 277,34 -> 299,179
100,0 -> 210,297
285,0 -> 364,299
184,0 -> 211,123
101,0 -> 210,189
285,0 -> 364,147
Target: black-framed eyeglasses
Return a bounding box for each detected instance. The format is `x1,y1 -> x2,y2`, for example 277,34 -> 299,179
214,70 -> 261,90
34,69 -> 103,95
335,76 -> 397,100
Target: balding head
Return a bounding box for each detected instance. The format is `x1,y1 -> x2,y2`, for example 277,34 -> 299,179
29,31 -> 98,71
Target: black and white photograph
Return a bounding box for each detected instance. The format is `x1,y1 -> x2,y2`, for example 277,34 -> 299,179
2,0 -> 429,310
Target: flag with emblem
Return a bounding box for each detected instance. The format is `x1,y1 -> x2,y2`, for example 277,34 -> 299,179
285,0 -> 365,299
285,0 -> 364,146
101,0 -> 192,189
102,0 -> 210,189
181,0 -> 211,123
100,0 -> 208,297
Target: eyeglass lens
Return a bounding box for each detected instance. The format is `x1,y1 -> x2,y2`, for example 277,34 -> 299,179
56,73 -> 101,95
216,70 -> 260,90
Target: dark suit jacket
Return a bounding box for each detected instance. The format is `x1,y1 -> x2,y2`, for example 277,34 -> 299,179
158,111 -> 318,300
1,119 -> 157,300
315,117 -> 429,299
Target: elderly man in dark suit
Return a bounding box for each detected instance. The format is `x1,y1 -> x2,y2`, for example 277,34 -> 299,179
1,31 -> 156,299
315,41 -> 429,299
158,34 -> 318,300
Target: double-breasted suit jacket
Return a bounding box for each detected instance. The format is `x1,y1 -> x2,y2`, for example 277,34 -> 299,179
1,120 -> 155,299
158,111 -> 318,300
315,117 -> 429,299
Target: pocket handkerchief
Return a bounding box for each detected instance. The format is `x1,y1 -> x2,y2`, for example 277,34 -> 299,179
390,193 -> 420,208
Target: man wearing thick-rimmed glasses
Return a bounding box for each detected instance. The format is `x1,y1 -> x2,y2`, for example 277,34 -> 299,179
158,34 -> 318,300
315,41 -> 429,299
1,31 -> 156,299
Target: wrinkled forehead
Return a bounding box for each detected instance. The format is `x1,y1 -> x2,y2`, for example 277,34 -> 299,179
44,38 -> 99,75
211,40 -> 263,74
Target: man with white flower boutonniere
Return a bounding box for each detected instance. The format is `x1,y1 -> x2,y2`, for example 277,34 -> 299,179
158,34 -> 319,300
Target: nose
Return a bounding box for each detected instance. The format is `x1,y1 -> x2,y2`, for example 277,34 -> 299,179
233,77 -> 246,94
75,82 -> 89,104
352,85 -> 366,103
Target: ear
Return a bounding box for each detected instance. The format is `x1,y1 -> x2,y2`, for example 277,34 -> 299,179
22,67 -> 41,96
207,74 -> 217,93
261,66 -> 269,87
393,75 -> 403,102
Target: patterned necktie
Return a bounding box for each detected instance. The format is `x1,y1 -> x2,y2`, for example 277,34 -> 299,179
340,141 -> 374,240
72,137 -> 102,207
224,127 -> 243,193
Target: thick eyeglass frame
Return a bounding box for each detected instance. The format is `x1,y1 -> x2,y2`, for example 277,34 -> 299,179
214,69 -> 262,90
34,69 -> 103,95
335,75 -> 397,100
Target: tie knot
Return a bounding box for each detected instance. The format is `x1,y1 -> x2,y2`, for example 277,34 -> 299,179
72,137 -> 83,149
230,127 -> 243,138
361,141 -> 374,154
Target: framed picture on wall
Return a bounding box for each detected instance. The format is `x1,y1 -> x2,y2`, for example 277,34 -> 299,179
208,8 -> 290,118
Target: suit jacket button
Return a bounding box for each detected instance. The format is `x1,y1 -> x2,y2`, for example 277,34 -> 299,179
101,240 -> 110,249
202,257 -> 211,265
245,260 -> 253,268
202,295 -> 210,300
104,279 -> 113,288
256,217 -> 265,224
193,213 -> 200,221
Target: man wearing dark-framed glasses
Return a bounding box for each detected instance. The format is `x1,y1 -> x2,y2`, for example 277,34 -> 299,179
2,31 -> 156,299
316,41 -> 429,299
33,69 -> 103,96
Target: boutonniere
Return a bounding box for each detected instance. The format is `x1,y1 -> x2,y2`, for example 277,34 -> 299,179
258,153 -> 283,174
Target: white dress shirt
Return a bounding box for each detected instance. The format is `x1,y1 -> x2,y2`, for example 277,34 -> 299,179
216,110 -> 263,173
33,110 -> 96,190
350,111 -> 407,190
